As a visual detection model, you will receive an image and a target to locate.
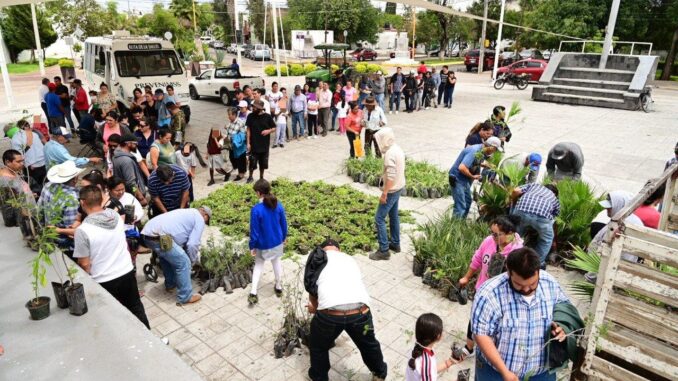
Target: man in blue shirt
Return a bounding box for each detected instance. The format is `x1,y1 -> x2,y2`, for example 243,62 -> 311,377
472,247 -> 570,381
449,137 -> 502,218
45,83 -> 65,135
44,127 -> 102,169
141,207 -> 211,304
147,164 -> 191,214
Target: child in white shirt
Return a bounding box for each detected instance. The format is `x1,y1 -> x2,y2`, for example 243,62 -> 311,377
405,313 -> 458,381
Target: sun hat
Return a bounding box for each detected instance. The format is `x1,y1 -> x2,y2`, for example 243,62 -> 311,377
47,161 -> 85,184
528,153 -> 542,171
252,100 -> 265,110
238,100 -> 248,108
485,136 -> 503,152
550,145 -> 568,160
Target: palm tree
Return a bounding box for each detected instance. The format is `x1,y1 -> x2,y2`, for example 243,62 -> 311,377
170,0 -> 195,29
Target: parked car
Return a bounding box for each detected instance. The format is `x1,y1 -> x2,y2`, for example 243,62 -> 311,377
389,47 -> 414,59
496,59 -> 548,82
213,41 -> 225,50
427,47 -> 440,57
351,48 -> 377,61
242,44 -> 254,57
464,49 -> 495,72
444,46 -> 461,57
542,49 -> 555,61
518,48 -> 544,60
248,44 -> 271,60
189,67 -> 264,105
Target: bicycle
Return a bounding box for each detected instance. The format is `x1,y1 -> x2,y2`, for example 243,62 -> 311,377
638,87 -> 654,113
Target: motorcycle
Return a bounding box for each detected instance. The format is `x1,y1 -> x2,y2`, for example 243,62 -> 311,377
493,72 -> 530,90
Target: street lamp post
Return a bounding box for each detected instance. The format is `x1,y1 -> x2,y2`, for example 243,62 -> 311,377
343,30 -> 348,68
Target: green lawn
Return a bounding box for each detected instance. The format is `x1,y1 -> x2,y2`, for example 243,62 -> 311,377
655,71 -> 678,81
7,63 -> 40,74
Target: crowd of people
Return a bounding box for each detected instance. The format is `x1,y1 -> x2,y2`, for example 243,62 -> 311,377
2,66 -> 676,381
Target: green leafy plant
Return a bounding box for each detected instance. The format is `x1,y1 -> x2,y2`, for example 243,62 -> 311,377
73,43 -> 82,53
564,245 -> 600,300
554,179 -> 604,255
476,161 -> 529,221
354,63 -> 367,73
57,58 -> 75,68
189,54 -> 204,63
264,64 -> 277,76
366,63 -> 380,73
303,63 -> 317,74
193,178 -> 413,254
505,101 -> 522,124
289,63 -> 304,76
214,49 -> 225,65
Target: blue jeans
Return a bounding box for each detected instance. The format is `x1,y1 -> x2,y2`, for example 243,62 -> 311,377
375,189 -> 401,252
291,111 -> 305,138
475,357 -> 555,381
452,178 -> 472,218
513,210 -> 554,265
375,93 -> 385,110
389,91 -> 401,111
145,239 -> 193,303
331,108 -> 338,131
444,86 -> 454,107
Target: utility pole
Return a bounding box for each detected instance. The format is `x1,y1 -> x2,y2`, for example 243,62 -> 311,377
491,0 -> 505,81
30,3 -> 45,76
599,0 -> 621,69
235,1 -> 241,64
272,0 -> 281,81
478,0 -> 488,75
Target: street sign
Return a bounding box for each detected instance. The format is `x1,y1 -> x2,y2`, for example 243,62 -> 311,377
64,36 -> 74,46
74,27 -> 84,39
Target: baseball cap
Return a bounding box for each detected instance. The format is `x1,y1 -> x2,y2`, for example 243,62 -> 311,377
238,100 -> 248,108
485,136 -> 503,152
199,205 -> 212,224
47,83 -> 56,90
599,194 -> 612,209
528,153 -> 542,172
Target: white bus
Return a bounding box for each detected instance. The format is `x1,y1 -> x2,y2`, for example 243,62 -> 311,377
83,30 -> 191,121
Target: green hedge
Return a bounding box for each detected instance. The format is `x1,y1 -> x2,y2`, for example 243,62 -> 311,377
44,58 -> 59,67
58,59 -> 75,68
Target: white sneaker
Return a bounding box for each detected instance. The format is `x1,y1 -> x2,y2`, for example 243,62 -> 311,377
395,111 -> 399,115
389,110 -> 392,115
306,136 -> 311,139
313,135 -> 318,139
426,107 -> 430,110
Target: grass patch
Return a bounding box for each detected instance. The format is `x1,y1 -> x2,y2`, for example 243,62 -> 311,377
655,71 -> 678,81
423,58 -> 464,66
8,63 -> 40,74
194,178 -> 414,255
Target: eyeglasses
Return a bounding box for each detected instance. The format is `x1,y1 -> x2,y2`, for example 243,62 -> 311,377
491,231 -> 505,239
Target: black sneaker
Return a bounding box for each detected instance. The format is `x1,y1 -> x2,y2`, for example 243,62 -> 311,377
207,179 -> 215,186
279,144 -> 284,148
246,177 -> 254,184
388,244 -> 401,253
224,173 -> 231,182
369,250 -> 391,261
274,286 -> 283,297
248,293 -> 258,305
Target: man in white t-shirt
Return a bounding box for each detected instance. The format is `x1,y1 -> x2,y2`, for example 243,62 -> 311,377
253,88 -> 271,114
73,185 -> 150,329
304,239 -> 387,381
267,81 -> 283,111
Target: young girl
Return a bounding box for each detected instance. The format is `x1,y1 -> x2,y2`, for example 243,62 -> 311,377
456,215 -> 523,358
248,179 -> 288,306
335,91 -> 349,135
406,313 -> 457,381
206,128 -> 228,185
273,89 -> 288,148
175,142 -> 206,202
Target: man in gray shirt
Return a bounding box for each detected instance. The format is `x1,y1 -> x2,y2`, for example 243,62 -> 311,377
287,85 -> 307,139
546,142 -> 584,180
369,71 -> 387,111
112,134 -> 148,206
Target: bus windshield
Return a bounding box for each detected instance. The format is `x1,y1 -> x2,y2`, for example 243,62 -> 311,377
114,50 -> 183,77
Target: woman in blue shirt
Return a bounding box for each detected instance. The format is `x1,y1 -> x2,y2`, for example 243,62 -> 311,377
248,179 -> 288,305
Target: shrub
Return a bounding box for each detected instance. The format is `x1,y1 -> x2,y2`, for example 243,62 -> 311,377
289,64 -> 305,76
330,64 -> 340,73
354,63 -> 367,73
44,58 -> 59,67
303,63 -> 317,74
379,66 -> 389,75
264,64 -> 277,76
57,59 -> 75,68
73,43 -> 82,53
280,65 -> 289,76
366,63 -> 380,73
411,210 -> 488,286
214,49 -> 226,65
554,179 -> 604,254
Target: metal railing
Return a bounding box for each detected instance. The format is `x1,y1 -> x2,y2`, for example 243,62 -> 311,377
558,40 -> 653,56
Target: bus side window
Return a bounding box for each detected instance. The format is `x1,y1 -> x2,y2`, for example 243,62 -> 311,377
94,46 -> 105,76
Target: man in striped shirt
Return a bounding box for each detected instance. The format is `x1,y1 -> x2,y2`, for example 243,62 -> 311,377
471,247 -> 568,381
147,164 -> 190,214
510,183 -> 560,266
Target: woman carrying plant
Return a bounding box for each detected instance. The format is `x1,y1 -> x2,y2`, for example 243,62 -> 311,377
345,101 -> 363,158
248,179 -> 288,306
455,215 -> 523,359
149,128 -> 177,169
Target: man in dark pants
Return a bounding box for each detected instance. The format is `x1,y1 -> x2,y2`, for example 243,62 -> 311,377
74,185 -> 150,329
437,65 -> 449,106
304,239 -> 388,381
54,76 -> 75,132
246,100 -> 276,183
403,70 -> 418,113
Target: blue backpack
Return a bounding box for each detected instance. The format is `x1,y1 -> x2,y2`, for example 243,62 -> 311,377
231,131 -> 246,158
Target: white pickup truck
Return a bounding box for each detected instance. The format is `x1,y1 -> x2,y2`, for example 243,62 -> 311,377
188,67 -> 265,106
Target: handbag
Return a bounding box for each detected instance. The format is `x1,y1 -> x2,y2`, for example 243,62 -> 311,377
353,136 -> 365,157
487,244 -> 506,278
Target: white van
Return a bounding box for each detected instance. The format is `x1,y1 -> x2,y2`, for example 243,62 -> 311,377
83,30 -> 191,120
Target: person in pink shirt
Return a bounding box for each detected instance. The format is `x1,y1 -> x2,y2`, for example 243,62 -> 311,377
456,215 -> 523,360
633,181 -> 664,229
343,80 -> 356,102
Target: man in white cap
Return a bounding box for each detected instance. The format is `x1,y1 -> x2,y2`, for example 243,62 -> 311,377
44,126 -> 102,169
448,136 -> 503,218
38,160 -> 84,253
369,71 -> 387,111
546,142 -> 584,181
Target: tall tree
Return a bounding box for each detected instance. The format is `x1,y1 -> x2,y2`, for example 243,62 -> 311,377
212,0 -> 234,43
285,0 -> 380,44
46,0 -> 123,38
0,4 -> 57,62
